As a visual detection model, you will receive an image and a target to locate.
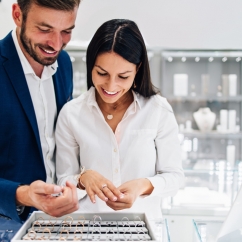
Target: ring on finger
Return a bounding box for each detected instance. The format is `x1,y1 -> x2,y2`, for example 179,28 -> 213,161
101,184 -> 108,190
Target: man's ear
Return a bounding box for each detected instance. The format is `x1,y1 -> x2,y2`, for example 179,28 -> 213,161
12,4 -> 23,27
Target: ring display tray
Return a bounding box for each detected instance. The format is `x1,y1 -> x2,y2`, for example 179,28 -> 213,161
12,211 -> 168,241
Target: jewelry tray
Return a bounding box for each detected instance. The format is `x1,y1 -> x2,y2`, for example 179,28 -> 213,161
12,211 -> 166,241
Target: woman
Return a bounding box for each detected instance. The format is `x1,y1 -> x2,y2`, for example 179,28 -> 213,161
55,19 -> 184,218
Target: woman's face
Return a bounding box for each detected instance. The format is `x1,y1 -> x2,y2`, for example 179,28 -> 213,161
92,52 -> 137,104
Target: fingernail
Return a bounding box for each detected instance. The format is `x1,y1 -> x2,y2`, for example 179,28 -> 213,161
92,200 -> 96,204
119,193 -> 124,199
105,197 -> 108,201
54,185 -> 62,193
113,197 -> 117,201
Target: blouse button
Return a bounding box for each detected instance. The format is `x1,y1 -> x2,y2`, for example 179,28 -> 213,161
114,148 -> 117,152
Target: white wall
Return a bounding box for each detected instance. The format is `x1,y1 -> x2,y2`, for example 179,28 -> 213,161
1,0 -> 242,49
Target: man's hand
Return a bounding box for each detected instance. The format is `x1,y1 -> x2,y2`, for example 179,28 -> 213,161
16,180 -> 79,217
80,170 -> 124,203
106,179 -> 154,211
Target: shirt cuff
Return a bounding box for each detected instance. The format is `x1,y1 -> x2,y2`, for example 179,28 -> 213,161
145,176 -> 166,197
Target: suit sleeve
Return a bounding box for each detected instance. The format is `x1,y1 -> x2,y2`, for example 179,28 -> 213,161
0,179 -> 24,223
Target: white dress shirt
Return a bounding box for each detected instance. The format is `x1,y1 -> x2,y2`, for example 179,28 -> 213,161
12,30 -> 58,184
56,87 -> 184,218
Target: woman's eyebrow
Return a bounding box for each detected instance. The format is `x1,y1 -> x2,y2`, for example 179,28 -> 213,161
95,65 -> 107,72
95,65 -> 133,74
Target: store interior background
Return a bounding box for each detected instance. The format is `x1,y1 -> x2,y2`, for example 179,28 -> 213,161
1,0 -> 242,49
1,1 -> 242,241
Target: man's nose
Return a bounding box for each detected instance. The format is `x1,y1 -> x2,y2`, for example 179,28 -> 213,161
47,32 -> 63,51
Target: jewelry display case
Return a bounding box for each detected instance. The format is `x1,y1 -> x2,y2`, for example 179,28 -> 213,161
12,211 -> 170,242
161,50 -> 242,209
192,219 -> 222,242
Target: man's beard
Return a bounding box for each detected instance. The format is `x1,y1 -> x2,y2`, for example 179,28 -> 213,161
20,22 -> 63,66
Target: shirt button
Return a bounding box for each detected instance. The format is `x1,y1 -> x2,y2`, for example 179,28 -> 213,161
114,148 -> 117,152
115,169 -> 118,173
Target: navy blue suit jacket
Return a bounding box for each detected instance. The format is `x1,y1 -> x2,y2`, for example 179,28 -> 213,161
0,32 -> 73,223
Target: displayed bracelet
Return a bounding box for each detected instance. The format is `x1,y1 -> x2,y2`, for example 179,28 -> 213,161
75,166 -> 89,190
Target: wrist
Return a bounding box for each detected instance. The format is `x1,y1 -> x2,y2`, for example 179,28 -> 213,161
75,167 -> 91,190
139,178 -> 154,196
16,185 -> 31,206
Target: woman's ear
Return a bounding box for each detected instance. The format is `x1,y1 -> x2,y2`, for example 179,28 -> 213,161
136,62 -> 142,73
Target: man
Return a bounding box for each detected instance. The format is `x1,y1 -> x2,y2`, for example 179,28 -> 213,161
0,0 -> 80,223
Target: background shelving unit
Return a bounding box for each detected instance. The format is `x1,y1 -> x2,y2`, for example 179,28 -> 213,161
161,49 -> 242,209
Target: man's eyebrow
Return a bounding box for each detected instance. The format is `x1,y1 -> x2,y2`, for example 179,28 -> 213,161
95,65 -> 133,74
37,22 -> 75,30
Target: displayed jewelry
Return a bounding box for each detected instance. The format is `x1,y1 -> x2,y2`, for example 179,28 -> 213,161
134,216 -> 143,227
106,229 -> 115,241
193,107 -> 216,132
217,85 -> 222,97
40,228 -> 51,240
121,217 -> 130,227
32,221 -> 42,232
21,214 -> 152,241
58,229 -> 69,241
190,84 -> 196,97
23,230 -> 36,240
62,216 -> 74,227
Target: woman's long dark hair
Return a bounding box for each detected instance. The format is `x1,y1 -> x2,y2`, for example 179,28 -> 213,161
86,19 -> 159,98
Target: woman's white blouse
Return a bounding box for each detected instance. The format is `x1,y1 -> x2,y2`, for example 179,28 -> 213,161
55,87 -> 184,218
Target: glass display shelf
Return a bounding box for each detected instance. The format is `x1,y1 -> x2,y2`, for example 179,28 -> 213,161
179,131 -> 242,139
162,50 -> 242,58
167,160 -> 242,209
193,220 -> 223,242
192,219 -> 242,242
166,95 -> 242,102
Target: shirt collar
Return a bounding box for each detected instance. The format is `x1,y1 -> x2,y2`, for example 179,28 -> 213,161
87,86 -> 142,111
11,29 -> 58,79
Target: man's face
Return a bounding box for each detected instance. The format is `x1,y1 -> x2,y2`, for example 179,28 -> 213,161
17,3 -> 78,66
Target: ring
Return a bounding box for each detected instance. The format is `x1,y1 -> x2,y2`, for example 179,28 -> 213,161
101,184 -> 107,190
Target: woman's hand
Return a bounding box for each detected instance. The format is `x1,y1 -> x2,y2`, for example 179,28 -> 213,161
80,170 -> 124,203
106,178 -> 154,210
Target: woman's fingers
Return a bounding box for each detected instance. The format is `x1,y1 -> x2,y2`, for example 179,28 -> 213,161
106,183 -> 124,200
80,170 -> 123,203
102,186 -> 117,201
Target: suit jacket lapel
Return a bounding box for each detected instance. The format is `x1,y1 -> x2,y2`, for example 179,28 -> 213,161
1,32 -> 43,162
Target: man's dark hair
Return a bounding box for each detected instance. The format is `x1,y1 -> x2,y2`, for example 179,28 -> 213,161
17,0 -> 80,22
86,19 -> 159,98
